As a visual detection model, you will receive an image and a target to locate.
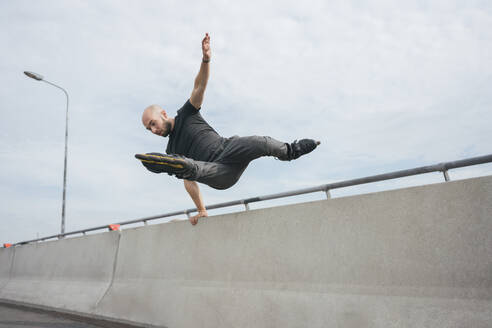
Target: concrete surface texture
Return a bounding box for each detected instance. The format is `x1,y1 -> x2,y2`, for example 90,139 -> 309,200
96,175 -> 492,327
0,248 -> 13,291
0,175 -> 491,327
0,232 -> 119,314
0,303 -> 101,328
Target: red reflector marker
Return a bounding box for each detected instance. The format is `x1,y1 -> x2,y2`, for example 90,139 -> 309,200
108,224 -> 120,231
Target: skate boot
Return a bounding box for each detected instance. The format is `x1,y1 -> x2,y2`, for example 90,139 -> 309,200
287,139 -> 320,160
135,152 -> 192,175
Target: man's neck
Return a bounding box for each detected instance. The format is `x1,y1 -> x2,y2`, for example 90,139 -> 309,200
170,117 -> 175,132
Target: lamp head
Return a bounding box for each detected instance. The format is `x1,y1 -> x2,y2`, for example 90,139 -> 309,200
24,71 -> 44,81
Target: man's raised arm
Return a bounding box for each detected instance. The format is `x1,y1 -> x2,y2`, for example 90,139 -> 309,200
189,33 -> 211,109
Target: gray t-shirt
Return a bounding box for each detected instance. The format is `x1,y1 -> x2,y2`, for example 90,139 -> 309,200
166,100 -> 225,162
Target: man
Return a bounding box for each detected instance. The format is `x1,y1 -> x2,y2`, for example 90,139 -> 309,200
137,33 -> 320,225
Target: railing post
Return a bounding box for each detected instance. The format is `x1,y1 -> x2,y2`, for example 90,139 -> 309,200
325,189 -> 331,199
443,170 -> 450,182
242,200 -> 250,211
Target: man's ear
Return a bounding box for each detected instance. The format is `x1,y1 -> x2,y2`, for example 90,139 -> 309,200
160,109 -> 168,119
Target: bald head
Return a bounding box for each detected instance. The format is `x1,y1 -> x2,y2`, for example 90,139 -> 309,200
142,104 -> 173,137
142,104 -> 162,124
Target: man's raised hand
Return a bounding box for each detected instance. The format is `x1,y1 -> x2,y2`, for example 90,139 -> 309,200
202,33 -> 211,62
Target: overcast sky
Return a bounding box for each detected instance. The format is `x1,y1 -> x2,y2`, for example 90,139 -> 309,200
1,0 -> 491,243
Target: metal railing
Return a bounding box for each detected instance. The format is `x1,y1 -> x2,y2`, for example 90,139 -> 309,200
13,153 -> 492,246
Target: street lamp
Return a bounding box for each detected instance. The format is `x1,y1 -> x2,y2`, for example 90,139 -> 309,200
24,71 -> 70,235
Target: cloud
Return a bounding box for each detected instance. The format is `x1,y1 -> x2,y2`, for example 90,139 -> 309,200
1,0 -> 492,243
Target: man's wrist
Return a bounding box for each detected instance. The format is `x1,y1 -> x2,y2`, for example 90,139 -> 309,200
202,57 -> 210,63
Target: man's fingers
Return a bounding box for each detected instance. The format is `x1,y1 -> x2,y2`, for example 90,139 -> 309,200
189,216 -> 198,225
189,212 -> 206,225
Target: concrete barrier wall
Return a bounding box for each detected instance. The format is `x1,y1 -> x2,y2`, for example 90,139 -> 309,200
94,175 -> 492,328
0,247 -> 14,291
0,231 -> 119,314
1,176 -> 491,327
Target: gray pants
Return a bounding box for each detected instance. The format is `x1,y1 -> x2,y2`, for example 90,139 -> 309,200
177,135 -> 289,190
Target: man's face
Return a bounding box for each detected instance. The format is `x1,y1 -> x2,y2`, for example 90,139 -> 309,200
142,106 -> 172,137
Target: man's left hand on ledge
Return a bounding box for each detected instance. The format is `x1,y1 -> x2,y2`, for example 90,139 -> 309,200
190,210 -> 208,225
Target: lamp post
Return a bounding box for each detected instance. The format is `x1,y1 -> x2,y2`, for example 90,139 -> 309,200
24,71 -> 69,235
